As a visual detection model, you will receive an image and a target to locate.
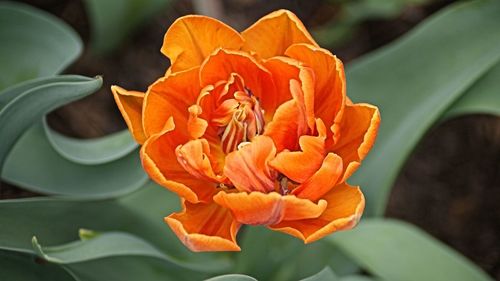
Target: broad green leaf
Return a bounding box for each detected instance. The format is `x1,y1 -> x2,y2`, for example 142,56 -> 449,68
32,231 -> 223,273
300,267 -> 338,281
43,119 -> 137,165
0,2 -> 81,91
330,219 -> 492,281
0,250 -> 77,281
2,123 -> 147,198
347,0 -> 500,216
84,0 -> 172,53
0,75 -> 102,171
444,61 -> 500,119
0,181 -> 232,274
205,274 -> 258,281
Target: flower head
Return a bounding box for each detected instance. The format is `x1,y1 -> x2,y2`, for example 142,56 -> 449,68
112,10 -> 380,252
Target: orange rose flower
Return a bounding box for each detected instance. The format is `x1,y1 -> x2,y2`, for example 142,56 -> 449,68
112,10 -> 380,252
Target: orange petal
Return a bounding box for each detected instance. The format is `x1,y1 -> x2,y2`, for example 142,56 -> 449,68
111,86 -> 146,144
285,43 -> 346,143
213,191 -> 327,225
291,153 -> 343,202
242,10 -> 318,59
143,67 -> 201,138
264,56 -> 315,126
269,183 -> 364,243
223,136 -> 277,193
200,49 -> 277,120
269,119 -> 327,183
176,138 -> 225,183
161,15 -> 244,72
264,71 -> 314,151
141,119 -> 216,203
331,103 -> 380,182
165,199 -> 241,252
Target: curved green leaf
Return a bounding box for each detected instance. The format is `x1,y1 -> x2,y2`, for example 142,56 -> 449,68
0,181 -> 232,274
2,123 -> 147,198
0,2 -> 82,91
84,0 -> 171,53
444,61 -> 500,119
0,75 -> 89,109
300,267 -> 338,281
43,119 -> 138,165
0,75 -> 102,171
330,219 -> 492,281
205,274 -> 258,281
32,231 -> 225,273
347,0 -> 500,216
0,250 -> 77,281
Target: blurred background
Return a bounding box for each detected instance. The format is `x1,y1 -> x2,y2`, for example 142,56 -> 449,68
2,0 -> 499,279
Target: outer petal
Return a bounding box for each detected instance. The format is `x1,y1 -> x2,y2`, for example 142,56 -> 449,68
223,135 -> 277,193
165,199 -> 241,252
111,86 -> 146,144
269,119 -> 327,183
242,10 -> 318,59
213,191 -> 327,225
200,49 -> 277,120
285,43 -> 346,143
331,103 -> 381,182
161,15 -> 244,72
269,183 -> 365,243
141,118 -> 216,203
143,67 -> 201,138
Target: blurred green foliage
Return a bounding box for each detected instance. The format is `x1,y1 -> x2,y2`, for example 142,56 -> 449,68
0,0 -> 499,280
84,0 -> 172,54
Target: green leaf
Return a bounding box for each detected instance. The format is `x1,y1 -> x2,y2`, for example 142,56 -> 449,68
0,75 -> 102,171
32,231 -> 224,273
444,61 -> 500,119
84,0 -> 172,54
2,123 -> 147,198
330,219 -> 493,281
346,0 -> 500,216
66,256 -> 204,281
0,2 -> 82,91
205,274 -> 258,281
0,75 -> 89,110
42,118 -> 138,165
300,267 -> 338,281
339,275 -> 380,281
339,276 -> 376,281
0,250 -> 77,281
0,181 -> 232,274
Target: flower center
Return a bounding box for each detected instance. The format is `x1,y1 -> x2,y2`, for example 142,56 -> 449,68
216,87 -> 265,154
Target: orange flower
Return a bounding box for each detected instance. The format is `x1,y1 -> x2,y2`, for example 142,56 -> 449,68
112,10 -> 380,252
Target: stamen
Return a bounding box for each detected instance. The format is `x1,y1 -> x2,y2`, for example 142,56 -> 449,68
279,176 -> 289,195
217,86 -> 266,153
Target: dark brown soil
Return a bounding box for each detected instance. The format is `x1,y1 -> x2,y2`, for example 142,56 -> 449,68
3,0 -> 500,279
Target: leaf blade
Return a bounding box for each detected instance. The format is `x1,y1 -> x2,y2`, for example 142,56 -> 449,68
346,0 -> 500,216
0,2 -> 82,91
329,219 -> 493,281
